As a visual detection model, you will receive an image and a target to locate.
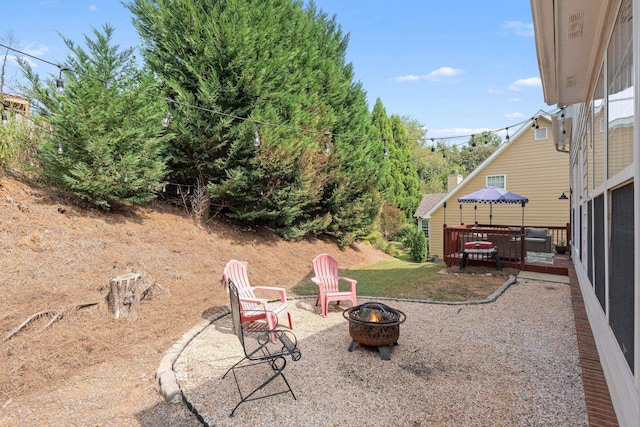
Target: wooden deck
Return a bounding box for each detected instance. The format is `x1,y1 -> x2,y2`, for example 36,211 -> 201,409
447,252 -> 570,276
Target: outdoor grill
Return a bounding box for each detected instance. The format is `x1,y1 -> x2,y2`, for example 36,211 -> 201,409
343,302 -> 406,360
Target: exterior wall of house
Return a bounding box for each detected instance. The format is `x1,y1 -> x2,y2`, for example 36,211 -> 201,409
427,120 -> 570,259
531,0 -> 639,424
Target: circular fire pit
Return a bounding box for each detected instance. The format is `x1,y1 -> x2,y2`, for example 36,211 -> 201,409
343,302 -> 406,360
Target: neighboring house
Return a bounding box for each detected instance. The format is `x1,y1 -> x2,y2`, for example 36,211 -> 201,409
420,111 -> 570,259
0,93 -> 30,123
413,192 -> 446,237
531,0 -> 638,424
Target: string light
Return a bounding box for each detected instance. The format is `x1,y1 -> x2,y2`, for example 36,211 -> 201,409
0,42 -> 561,160
254,126 -> 261,147
324,131 -> 331,156
56,67 -> 68,96
161,99 -> 172,127
1,103 -> 7,124
57,142 -> 63,154
161,111 -> 171,127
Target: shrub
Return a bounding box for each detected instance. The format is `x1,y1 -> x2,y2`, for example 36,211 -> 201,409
410,230 -> 427,262
398,224 -> 417,247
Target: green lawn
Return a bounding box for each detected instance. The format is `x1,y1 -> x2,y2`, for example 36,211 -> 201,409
292,259 -> 508,302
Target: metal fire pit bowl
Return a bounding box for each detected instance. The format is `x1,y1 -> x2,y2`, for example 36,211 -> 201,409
342,302 -> 406,360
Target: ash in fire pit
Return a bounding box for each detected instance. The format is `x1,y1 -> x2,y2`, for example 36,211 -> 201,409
343,302 -> 406,360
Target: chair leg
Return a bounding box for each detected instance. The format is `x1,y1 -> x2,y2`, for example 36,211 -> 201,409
225,356 -> 295,417
287,312 -> 293,329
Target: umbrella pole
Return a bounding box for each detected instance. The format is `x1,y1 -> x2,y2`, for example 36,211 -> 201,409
490,204 -> 493,225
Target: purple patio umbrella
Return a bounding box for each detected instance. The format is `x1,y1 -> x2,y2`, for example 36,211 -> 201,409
458,186 -> 529,225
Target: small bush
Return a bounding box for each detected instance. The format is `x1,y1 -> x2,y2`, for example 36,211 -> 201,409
410,230 -> 427,262
398,224 -> 416,247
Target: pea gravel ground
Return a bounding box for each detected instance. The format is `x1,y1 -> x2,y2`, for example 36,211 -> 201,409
173,278 -> 588,426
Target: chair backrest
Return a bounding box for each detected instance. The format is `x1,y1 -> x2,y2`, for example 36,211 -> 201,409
223,260 -> 258,311
312,253 -> 340,292
227,279 -> 245,344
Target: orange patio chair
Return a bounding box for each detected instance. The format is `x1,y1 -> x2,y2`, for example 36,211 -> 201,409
311,253 -> 357,317
222,260 -> 293,330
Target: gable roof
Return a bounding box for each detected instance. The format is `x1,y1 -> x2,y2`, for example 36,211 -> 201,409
420,111 -> 551,219
413,193 -> 446,218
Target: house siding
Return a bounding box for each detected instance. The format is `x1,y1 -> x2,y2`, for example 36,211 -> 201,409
531,0 -> 640,424
427,118 -> 570,259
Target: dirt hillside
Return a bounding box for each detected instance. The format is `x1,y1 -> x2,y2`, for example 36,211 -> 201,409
0,175 -> 392,426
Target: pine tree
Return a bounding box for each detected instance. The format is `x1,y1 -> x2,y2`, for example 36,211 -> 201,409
20,25 -> 169,210
371,99 -> 421,218
128,0 -> 381,243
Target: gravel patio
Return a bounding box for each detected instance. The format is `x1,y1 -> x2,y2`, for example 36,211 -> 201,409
173,278 -> 587,426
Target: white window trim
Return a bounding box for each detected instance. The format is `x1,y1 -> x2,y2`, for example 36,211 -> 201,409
534,126 -> 548,140
486,174 -> 506,189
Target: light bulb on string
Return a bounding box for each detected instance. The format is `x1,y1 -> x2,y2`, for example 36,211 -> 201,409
505,127 -> 510,142
383,138 -> 389,158
124,173 -> 128,183
254,128 -> 261,147
1,112 -> 7,124
56,67 -> 68,96
161,112 -> 171,127
57,142 -> 63,154
324,131 -> 331,156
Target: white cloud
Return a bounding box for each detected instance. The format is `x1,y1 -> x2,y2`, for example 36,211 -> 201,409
391,66 -> 463,83
503,112 -> 526,120
502,21 -> 534,37
508,77 -> 541,91
507,97 -> 522,102
89,5 -> 98,11
488,87 -> 506,94
393,74 -> 421,82
423,66 -> 463,81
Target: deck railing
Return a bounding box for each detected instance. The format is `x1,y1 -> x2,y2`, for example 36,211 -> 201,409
443,223 -> 570,270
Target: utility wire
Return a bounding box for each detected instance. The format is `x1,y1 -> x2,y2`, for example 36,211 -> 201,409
1,42 -> 559,152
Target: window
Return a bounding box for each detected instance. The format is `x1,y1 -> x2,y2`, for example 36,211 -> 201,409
486,175 -> 505,189
534,127 -> 548,140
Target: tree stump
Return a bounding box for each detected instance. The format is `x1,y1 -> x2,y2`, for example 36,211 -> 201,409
106,273 -> 142,320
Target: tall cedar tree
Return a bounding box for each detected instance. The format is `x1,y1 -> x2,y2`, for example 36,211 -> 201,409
128,0 -> 382,244
20,25 -> 170,210
371,99 -> 420,218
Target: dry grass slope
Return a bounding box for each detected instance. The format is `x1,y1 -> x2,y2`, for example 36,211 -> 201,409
0,175 -> 392,425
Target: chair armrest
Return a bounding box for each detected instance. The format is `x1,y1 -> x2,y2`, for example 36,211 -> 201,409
252,286 -> 287,301
339,277 -> 357,292
239,296 -> 269,306
310,277 -> 322,285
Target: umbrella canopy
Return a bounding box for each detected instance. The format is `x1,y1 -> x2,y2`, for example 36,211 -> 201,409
457,186 -> 528,225
458,186 -> 529,204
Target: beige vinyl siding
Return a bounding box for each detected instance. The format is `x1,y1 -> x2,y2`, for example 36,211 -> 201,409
428,117 -> 570,258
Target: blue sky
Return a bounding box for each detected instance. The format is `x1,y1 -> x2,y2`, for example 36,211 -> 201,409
2,0 -> 551,141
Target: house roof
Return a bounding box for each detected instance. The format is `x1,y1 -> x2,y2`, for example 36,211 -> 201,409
530,0 -> 616,106
413,193 -> 446,218
420,111 -> 551,219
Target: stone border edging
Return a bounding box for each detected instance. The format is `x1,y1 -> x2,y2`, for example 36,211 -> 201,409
156,311 -> 229,404
159,274 -> 518,425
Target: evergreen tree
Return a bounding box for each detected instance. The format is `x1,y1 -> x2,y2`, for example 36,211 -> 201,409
128,0 -> 381,243
20,25 -> 169,210
410,229 -> 427,262
371,99 -> 420,218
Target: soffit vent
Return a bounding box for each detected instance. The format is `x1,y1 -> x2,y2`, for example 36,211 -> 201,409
567,10 -> 584,39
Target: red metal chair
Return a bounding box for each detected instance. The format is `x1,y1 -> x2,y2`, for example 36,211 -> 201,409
222,260 -> 293,330
311,253 -> 357,317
